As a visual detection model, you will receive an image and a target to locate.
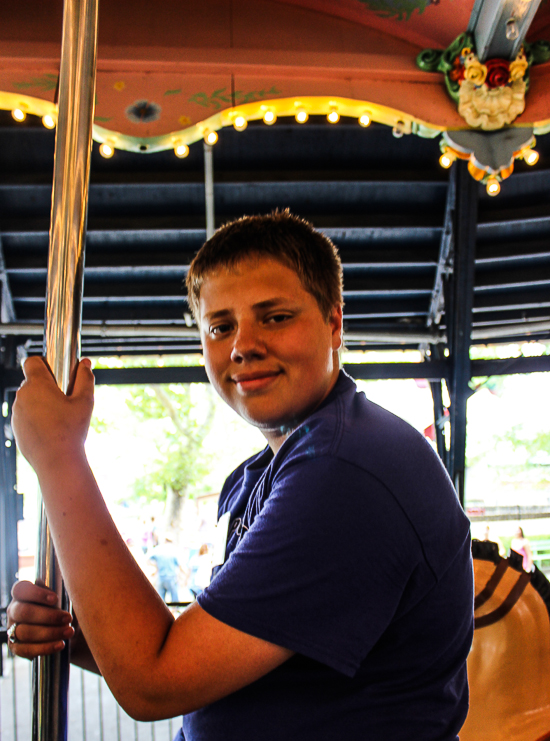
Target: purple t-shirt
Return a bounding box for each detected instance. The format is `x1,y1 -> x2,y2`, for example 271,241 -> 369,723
177,371 -> 473,740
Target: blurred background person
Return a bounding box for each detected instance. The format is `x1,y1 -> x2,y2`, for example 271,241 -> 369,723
511,526 -> 534,572
189,543 -> 213,598
148,532 -> 181,603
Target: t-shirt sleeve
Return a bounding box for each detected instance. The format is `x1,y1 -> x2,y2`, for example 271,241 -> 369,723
197,455 -> 424,676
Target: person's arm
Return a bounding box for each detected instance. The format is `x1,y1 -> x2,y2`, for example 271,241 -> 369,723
70,611 -> 101,674
524,540 -> 534,570
9,357 -> 293,721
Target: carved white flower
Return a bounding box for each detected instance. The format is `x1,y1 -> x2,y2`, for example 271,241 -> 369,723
458,79 -> 526,130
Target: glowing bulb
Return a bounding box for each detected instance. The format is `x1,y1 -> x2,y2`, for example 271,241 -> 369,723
99,142 -> 115,158
439,152 -> 455,169
327,109 -> 340,124
42,114 -> 56,129
174,143 -> 189,158
506,17 -> 519,41
486,178 -> 500,196
233,115 -> 247,132
524,148 -> 539,166
12,108 -> 26,122
392,121 -> 406,138
263,110 -> 277,125
359,113 -> 371,127
295,109 -> 308,124
204,130 -> 218,145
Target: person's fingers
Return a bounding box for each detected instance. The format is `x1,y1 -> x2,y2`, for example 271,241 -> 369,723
8,599 -> 72,627
7,581 -> 74,660
71,357 -> 95,400
8,581 -> 72,627
21,356 -> 57,385
11,580 -> 59,607
9,639 -> 67,660
11,622 -> 75,645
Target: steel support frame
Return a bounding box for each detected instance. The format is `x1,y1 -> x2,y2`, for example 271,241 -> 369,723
427,167 -> 457,470
428,345 -> 449,470
0,341 -> 20,621
446,161 -> 478,505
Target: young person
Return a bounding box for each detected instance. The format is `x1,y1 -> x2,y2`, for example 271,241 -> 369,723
7,211 -> 473,740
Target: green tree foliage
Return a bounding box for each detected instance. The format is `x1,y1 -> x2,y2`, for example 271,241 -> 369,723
125,383 -> 216,530
496,425 -> 550,465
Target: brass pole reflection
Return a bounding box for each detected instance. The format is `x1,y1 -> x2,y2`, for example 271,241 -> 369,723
33,0 -> 98,738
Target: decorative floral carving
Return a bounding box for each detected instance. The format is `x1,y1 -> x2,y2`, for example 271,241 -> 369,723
463,53 -> 487,86
485,58 -> 511,89
456,49 -> 526,129
510,52 -> 529,82
417,35 -> 550,131
458,79 -> 526,130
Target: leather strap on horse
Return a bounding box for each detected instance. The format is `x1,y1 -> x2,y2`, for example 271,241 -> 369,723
474,559 -> 509,610
474,571 -> 532,629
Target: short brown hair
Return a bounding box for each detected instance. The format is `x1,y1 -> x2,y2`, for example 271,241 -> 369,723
185,210 -> 343,321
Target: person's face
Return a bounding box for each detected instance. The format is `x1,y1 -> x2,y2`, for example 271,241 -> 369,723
199,257 -> 342,451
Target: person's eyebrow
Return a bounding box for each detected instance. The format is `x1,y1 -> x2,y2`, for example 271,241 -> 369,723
203,298 -> 294,323
251,298 -> 293,310
202,308 -> 232,323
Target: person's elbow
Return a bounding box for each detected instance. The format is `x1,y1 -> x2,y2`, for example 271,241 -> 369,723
110,672 -> 201,722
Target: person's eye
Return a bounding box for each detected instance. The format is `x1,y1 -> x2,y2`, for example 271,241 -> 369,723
266,313 -> 292,325
209,323 -> 232,336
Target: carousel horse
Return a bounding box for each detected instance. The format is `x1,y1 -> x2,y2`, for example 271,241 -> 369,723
461,540 -> 550,741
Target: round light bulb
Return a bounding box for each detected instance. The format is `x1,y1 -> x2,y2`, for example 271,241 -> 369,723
524,148 -> 539,166
12,108 -> 26,122
263,110 -> 276,125
392,121 -> 405,138
204,130 -> 218,145
295,109 -> 308,124
233,115 -> 248,132
486,178 -> 500,196
327,110 -> 340,124
359,113 -> 371,127
174,143 -> 189,158
506,17 -> 519,41
439,152 -> 454,169
99,142 -> 115,158
42,114 -> 56,129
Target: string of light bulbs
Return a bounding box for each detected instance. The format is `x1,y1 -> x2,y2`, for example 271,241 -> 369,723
2,90 -> 545,194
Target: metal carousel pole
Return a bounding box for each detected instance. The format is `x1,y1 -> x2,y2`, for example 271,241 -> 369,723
33,0 -> 98,738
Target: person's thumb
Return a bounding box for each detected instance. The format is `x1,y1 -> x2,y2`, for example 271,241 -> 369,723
71,357 -> 95,399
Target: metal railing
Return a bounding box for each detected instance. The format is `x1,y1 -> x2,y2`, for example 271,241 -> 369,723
1,646 -> 180,740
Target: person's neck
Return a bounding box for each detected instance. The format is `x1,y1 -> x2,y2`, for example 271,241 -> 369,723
263,365 -> 341,454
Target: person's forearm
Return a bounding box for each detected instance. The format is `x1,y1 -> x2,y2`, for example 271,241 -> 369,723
70,623 -> 101,675
35,450 -> 175,711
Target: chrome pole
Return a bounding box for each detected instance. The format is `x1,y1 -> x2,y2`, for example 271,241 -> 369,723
33,0 -> 98,739
204,142 -> 215,239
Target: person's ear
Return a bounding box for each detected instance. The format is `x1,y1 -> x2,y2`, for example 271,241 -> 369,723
329,305 -> 343,351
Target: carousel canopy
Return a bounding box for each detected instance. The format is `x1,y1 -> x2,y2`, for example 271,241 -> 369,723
0,0 -> 549,361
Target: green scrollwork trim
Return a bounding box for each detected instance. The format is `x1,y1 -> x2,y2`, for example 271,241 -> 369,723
417,33 -> 474,103
416,48 -> 443,72
525,39 -> 550,66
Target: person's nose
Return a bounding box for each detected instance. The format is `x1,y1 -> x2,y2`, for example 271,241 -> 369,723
230,321 -> 266,362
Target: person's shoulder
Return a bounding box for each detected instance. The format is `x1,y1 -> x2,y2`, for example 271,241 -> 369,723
226,447 -> 272,484
218,446 -> 272,513
278,370 -> 432,467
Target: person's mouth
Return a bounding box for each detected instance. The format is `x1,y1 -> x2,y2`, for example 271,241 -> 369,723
231,370 -> 281,392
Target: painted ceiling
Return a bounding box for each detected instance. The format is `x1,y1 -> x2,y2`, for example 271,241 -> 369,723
2,0 -> 550,151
